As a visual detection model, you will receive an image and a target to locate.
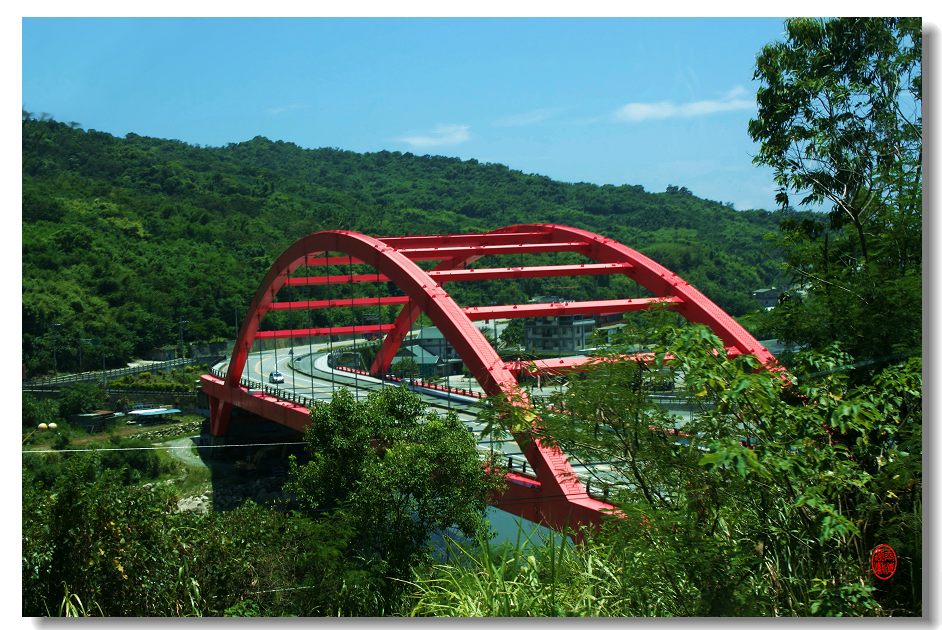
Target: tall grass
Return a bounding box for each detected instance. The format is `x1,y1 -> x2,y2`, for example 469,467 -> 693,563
405,526 -> 668,617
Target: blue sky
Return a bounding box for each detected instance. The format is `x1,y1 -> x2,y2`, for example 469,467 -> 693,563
22,17 -> 791,210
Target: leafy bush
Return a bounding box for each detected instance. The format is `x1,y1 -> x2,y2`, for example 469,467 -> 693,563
22,393 -> 59,428
58,382 -> 107,417
528,323 -> 921,616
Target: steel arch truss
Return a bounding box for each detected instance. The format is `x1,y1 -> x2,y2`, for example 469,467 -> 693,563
200,224 -> 775,534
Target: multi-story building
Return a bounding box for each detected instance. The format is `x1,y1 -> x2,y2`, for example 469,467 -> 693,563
524,315 -> 596,354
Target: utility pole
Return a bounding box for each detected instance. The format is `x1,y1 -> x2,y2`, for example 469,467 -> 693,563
51,323 -> 61,375
177,318 -> 189,360
78,337 -> 93,373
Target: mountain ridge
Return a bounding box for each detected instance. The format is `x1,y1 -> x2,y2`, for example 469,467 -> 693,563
22,118 -> 789,374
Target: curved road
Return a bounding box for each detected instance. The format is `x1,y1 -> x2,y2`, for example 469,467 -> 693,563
217,340 -> 631,492
217,342 -> 532,467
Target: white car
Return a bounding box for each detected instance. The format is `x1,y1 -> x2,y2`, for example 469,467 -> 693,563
269,371 -> 285,384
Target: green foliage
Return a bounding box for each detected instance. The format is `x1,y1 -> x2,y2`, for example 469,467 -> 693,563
499,319 -> 524,349
24,436 -> 168,493
750,18 -> 920,251
408,532 -> 638,617
180,502 -> 380,616
57,382 -> 107,417
749,18 -> 921,362
22,451 -> 397,616
22,392 -> 59,428
390,357 -> 420,379
532,322 -> 921,616
23,455 -> 187,616
287,386 -> 505,605
109,364 -> 207,392
22,385 -> 506,617
98,436 -> 168,484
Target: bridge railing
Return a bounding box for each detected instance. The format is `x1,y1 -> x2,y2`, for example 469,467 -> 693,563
333,365 -> 487,399
211,365 -> 324,411
24,357 -> 201,390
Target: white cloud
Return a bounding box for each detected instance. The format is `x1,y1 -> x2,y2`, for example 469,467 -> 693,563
615,87 -> 754,123
397,124 -> 470,148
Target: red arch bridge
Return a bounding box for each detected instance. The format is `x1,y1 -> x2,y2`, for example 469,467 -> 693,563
201,224 -> 774,534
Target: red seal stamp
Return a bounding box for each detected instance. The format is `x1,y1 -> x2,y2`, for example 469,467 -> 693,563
870,544 -> 897,580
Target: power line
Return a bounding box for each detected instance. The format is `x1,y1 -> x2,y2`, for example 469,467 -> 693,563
22,440 -> 306,455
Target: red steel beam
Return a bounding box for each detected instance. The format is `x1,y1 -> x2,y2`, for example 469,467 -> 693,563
267,296 -> 411,311
286,262 -> 633,288
303,255 -> 367,266
255,324 -> 394,339
379,230 -> 552,248
506,356 -> 602,375
201,374 -> 312,433
463,296 -> 682,321
298,232 -> 559,267
286,273 -> 391,286
397,241 -> 589,260
507,346 -> 743,376
494,224 -> 777,365
369,255 -> 474,378
505,354 -> 656,375
430,262 -> 633,283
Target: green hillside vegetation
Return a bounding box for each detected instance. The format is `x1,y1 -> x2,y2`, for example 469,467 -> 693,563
23,117 -> 787,376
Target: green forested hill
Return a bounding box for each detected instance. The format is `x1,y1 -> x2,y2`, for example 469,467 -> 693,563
22,118 -> 786,375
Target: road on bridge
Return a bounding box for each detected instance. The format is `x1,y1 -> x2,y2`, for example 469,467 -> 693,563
216,339 -> 630,493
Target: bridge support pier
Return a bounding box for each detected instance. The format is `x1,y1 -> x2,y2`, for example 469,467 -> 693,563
208,396 -> 232,437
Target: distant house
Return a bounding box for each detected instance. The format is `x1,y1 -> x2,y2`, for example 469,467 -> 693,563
69,409 -> 116,433
146,346 -> 178,361
126,407 -> 182,425
391,343 -> 442,378
752,287 -> 782,310
412,327 -> 464,375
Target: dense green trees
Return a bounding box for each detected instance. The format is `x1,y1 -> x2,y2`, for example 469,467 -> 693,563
439,321 -> 921,616
749,18 -> 922,363
22,118 -> 784,376
22,392 -> 59,428
56,382 -> 107,417
23,386 -> 503,616
288,387 -> 505,606
23,455 -> 365,616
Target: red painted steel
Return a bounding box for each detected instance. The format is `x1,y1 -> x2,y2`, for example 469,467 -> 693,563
201,374 -> 311,433
203,223 -> 775,536
462,296 -> 682,321
267,296 -> 411,311
286,273 -> 391,286
255,324 -> 395,339
379,230 -> 552,248
396,241 -> 590,260
430,262 -> 633,283
507,347 -> 742,376
303,255 -> 367,266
